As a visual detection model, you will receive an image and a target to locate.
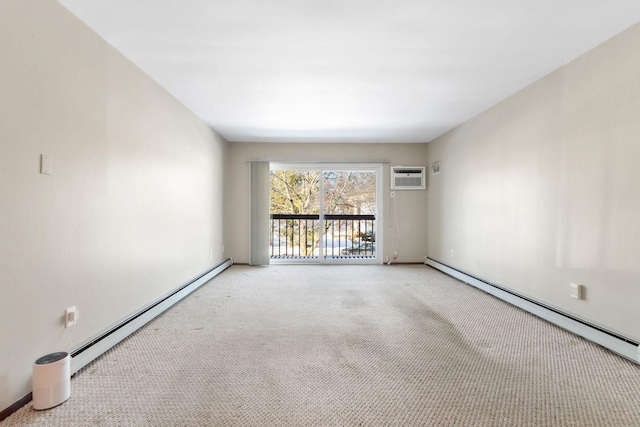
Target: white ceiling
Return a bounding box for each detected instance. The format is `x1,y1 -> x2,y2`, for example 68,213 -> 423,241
57,0 -> 640,143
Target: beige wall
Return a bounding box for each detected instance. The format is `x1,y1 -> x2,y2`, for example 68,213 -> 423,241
0,0 -> 227,410
226,143 -> 429,264
427,23 -> 640,341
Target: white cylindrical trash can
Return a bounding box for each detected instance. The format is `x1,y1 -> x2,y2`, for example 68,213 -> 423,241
32,352 -> 71,410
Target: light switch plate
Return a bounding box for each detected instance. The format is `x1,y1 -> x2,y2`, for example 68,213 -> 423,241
41,155 -> 52,175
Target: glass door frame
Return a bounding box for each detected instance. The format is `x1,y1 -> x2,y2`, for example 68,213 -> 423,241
270,162 -> 384,265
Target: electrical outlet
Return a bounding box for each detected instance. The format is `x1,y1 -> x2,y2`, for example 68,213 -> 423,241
65,306 -> 78,328
209,249 -> 213,259
569,283 -> 583,299
450,249 -> 454,258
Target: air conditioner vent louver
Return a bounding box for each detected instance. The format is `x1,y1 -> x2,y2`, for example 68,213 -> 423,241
391,166 -> 426,190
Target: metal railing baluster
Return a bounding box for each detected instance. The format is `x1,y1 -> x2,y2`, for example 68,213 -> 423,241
269,214 -> 375,260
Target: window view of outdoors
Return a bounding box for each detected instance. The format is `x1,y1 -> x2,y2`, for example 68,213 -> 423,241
270,170 -> 320,258
270,170 -> 376,260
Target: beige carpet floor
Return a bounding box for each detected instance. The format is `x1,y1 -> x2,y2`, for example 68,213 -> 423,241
3,264 -> 640,426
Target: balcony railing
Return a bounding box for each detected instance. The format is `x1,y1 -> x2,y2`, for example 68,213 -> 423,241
270,214 -> 375,259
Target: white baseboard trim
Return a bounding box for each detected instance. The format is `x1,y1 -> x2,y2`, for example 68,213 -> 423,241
70,258 -> 233,375
425,257 -> 639,364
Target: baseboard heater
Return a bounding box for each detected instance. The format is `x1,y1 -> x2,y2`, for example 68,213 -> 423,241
425,257 -> 640,364
70,257 -> 233,374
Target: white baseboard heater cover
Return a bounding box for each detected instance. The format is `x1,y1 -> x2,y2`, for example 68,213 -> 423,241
425,257 -> 639,364
70,257 -> 233,374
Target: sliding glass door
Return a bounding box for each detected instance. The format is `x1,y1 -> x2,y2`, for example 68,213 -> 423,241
269,163 -> 383,264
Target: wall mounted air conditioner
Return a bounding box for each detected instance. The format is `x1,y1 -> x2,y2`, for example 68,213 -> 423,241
391,166 -> 426,190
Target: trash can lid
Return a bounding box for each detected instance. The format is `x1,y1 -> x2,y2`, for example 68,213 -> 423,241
35,352 -> 69,365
